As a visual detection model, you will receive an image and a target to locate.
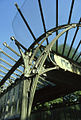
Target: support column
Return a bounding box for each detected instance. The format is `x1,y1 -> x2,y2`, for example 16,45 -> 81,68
27,75 -> 39,119
20,79 -> 31,120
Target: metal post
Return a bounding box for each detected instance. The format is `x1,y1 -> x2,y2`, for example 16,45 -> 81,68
27,75 -> 39,119
3,42 -> 21,57
0,57 -> 23,73
20,79 -> 31,120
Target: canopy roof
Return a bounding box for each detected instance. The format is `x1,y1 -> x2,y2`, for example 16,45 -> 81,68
0,0 -> 81,104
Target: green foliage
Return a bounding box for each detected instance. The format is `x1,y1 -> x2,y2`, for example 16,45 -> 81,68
49,97 -> 63,104
52,43 -> 80,60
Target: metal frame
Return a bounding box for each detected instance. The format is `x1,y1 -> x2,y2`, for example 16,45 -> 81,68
13,24 -> 78,119
56,0 -> 58,52
38,0 -> 49,45
0,1 -> 81,119
72,40 -> 81,59
67,18 -> 81,57
0,23 -> 81,88
62,0 -> 75,55
15,3 -> 37,42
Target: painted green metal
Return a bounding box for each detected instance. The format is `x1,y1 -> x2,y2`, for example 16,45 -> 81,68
3,42 -> 21,57
0,23 -> 81,120
0,64 -> 20,77
0,57 -> 22,73
0,48 -> 17,62
20,79 -> 31,120
0,1 -> 81,119
14,24 -> 77,120
1,23 -> 81,88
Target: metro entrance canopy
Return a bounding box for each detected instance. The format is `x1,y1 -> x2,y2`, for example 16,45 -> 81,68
0,0 -> 81,120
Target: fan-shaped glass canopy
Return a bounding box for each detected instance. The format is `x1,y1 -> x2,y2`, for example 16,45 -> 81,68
0,0 -> 81,95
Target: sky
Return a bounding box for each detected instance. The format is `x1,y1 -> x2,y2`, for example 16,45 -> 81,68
0,0 -> 81,83
0,0 -> 24,49
0,0 -> 81,54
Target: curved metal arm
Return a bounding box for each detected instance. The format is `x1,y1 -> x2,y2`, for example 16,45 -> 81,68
48,52 -> 57,65
35,24 -> 77,72
30,32 -> 52,65
39,66 -> 59,75
48,24 -> 76,52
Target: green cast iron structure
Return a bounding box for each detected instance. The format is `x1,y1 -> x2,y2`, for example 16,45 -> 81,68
0,0 -> 81,120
